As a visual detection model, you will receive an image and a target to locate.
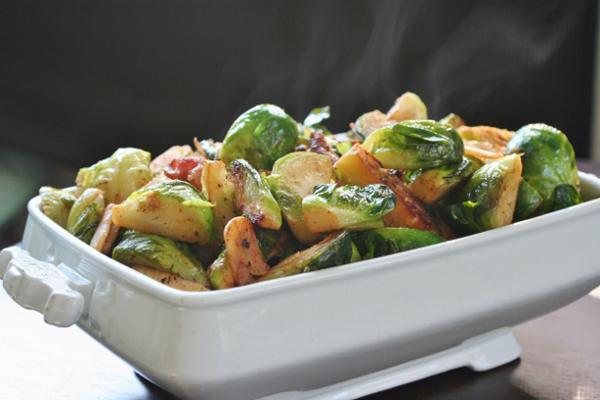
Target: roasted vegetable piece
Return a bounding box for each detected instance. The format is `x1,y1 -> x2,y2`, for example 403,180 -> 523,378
353,228 -> 445,259
220,104 -> 299,170
201,160 -> 240,242
505,123 -> 580,212
229,159 -> 282,230
207,248 -> 236,290
439,113 -> 465,129
302,184 -> 396,233
385,92 -> 428,122
112,180 -> 215,245
112,229 -> 210,288
303,105 -> 332,135
75,147 -> 152,204
362,120 -> 464,170
194,138 -> 221,160
513,180 -> 543,222
66,188 -> 105,244
90,203 -> 121,254
259,231 -> 352,281
224,216 -> 270,286
268,152 -> 334,244
254,226 -> 289,262
457,126 -> 514,152
353,110 -> 391,141
149,145 -> 193,176
443,154 -> 522,234
132,265 -> 210,291
350,241 -> 361,263
404,156 -> 482,204
334,144 -> 439,233
39,186 -> 76,228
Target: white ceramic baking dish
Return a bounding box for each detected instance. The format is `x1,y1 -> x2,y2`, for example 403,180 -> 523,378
2,172 -> 600,400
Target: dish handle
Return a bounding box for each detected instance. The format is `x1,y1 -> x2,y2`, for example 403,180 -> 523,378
0,246 -> 92,327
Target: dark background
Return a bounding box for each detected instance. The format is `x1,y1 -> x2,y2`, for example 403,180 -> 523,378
1,0 -> 596,166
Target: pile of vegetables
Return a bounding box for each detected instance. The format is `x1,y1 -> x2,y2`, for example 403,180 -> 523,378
39,93 -> 581,291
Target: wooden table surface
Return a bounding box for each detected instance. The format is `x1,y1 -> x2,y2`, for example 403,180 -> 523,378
1,161 -> 600,400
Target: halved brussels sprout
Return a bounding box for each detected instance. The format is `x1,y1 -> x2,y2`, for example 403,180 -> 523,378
353,110 -> 391,141
333,144 -> 440,234
66,188 -> 105,244
457,126 -> 514,152
112,180 -> 215,245
220,104 -> 299,170
505,123 -> 580,212
112,229 -> 210,288
201,159 -> 240,242
229,159 -> 282,230
259,231 -> 352,281
39,186 -> 77,228
353,228 -> 445,259
268,152 -> 334,244
513,180 -> 543,222
207,248 -> 236,290
385,92 -> 428,122
131,265 -> 210,291
443,154 -> 522,234
439,113 -> 465,129
76,147 -> 152,204
362,120 -> 464,170
404,156 -> 482,204
302,184 -> 396,233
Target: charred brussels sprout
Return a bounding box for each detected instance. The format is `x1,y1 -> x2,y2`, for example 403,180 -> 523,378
362,120 -> 464,170
505,123 -> 580,212
513,180 -> 543,222
113,229 -> 210,288
259,231 -> 352,281
220,104 -> 299,170
66,188 -> 105,244
353,228 -> 445,259
302,184 -> 396,233
404,156 -> 482,204
76,147 -> 152,204
229,159 -> 282,229
268,152 -> 334,244
443,154 -> 522,234
207,248 -> 236,290
39,187 -> 76,228
112,180 -> 215,245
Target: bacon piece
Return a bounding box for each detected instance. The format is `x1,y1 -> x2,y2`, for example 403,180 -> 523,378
163,156 -> 205,190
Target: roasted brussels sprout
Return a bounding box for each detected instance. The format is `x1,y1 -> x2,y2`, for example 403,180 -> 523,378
76,147 -> 152,204
131,265 -> 210,291
201,159 -> 240,242
303,105 -> 332,135
220,104 -> 299,170
112,180 -> 215,245
268,152 -> 334,244
112,229 -> 210,288
362,120 -> 464,170
443,154 -> 522,234
385,92 -> 428,122
353,110 -> 391,141
353,228 -> 445,259
229,159 -> 282,230
350,241 -> 361,263
505,123 -> 580,212
513,180 -> 543,222
207,248 -> 236,290
333,144 -> 440,234
39,187 -> 76,228
302,184 -> 396,233
404,156 -> 482,204
66,188 -> 105,244
259,231 -> 352,281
